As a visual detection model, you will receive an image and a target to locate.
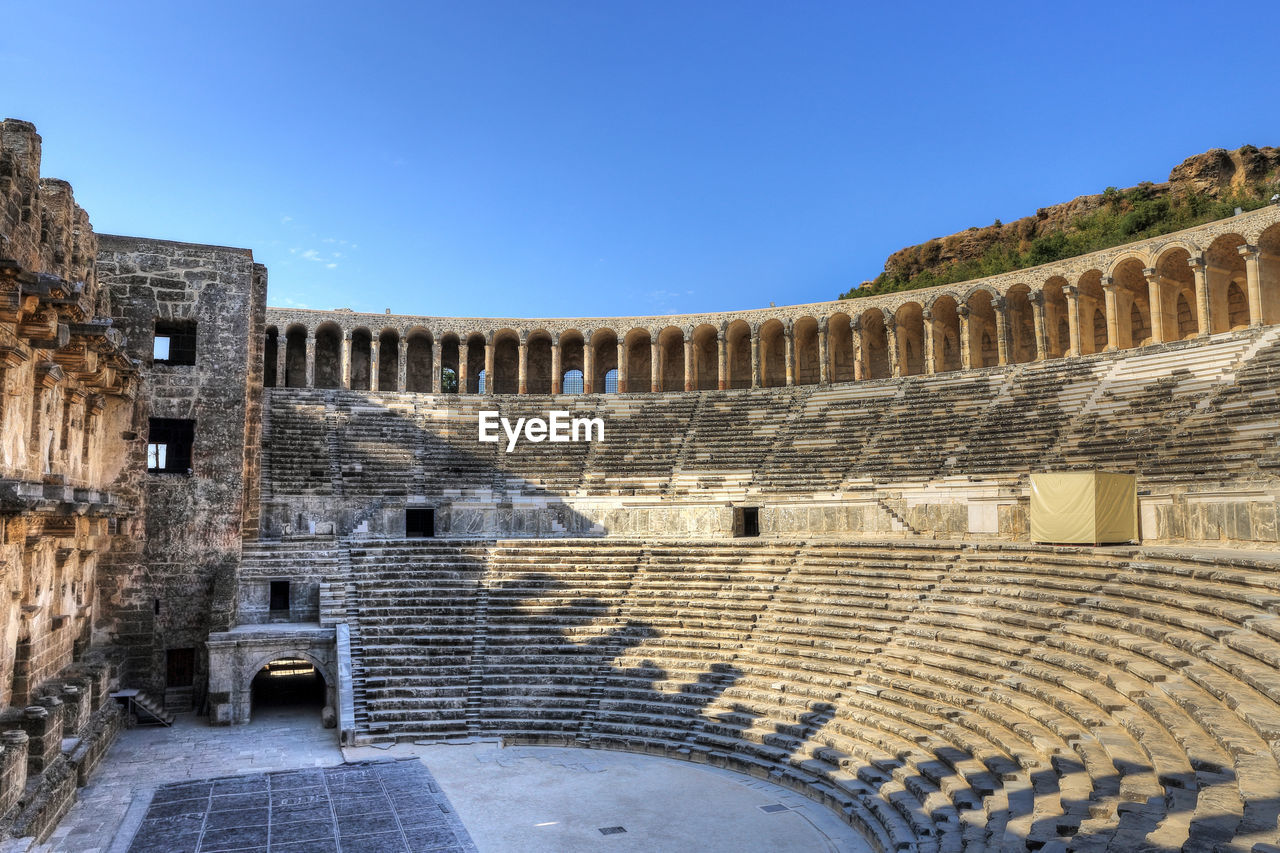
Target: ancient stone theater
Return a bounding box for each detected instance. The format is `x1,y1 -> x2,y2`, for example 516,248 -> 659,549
3,117 -> 1280,852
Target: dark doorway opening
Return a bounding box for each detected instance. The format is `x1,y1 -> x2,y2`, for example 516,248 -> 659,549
251,658 -> 325,721
406,507 -> 435,538
269,581 -> 291,613
740,507 -> 760,537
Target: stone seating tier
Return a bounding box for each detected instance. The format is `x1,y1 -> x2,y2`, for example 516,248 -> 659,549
331,538 -> 1280,852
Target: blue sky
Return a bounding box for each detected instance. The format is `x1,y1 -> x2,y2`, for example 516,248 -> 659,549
5,2 -> 1274,318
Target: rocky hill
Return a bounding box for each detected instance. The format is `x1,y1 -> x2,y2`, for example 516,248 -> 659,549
843,145 -> 1280,298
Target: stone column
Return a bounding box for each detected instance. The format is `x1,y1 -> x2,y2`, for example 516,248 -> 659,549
518,335 -> 529,395
1189,256 -> 1212,335
484,337 -> 496,395
957,304 -> 972,370
717,333 -> 728,390
305,331 -> 316,388
458,342 -> 468,394
817,319 -> 829,384
275,333 -> 288,388
851,317 -> 864,380
583,335 -> 595,394
551,335 -> 562,395
1240,244 -> 1264,326
884,313 -> 900,378
684,338 -> 695,391
1065,286 -> 1082,356
396,338 -> 407,392
922,309 -> 936,375
1101,277 -> 1121,349
1143,268 -> 1165,344
783,325 -> 795,386
369,337 -> 380,391
617,340 -> 627,392
750,328 -> 761,388
1028,292 -> 1047,359
992,298 -> 1009,365
340,331 -> 352,389
650,339 -> 660,393
431,339 -> 442,393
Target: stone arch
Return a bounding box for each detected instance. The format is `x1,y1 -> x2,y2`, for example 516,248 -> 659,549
285,324 -> 307,388
558,329 -> 585,394
1077,271 -> 1108,354
526,329 -> 553,394
1111,258 -> 1151,349
965,291 -> 998,367
929,296 -> 962,372
758,319 -> 787,387
657,326 -> 685,392
725,320 -> 752,388
859,308 -> 890,379
1042,277 -> 1070,358
264,326 -> 279,387
313,322 -> 342,389
242,649 -> 334,724
405,328 -> 433,392
1153,246 -> 1198,340
1005,285 -> 1036,364
624,328 -> 652,393
894,302 -> 925,376
490,329 -> 519,394
591,328 -> 618,393
1259,223 -> 1280,325
465,332 -> 487,393
350,328 -> 373,390
1106,250 -> 1151,280
793,316 -> 820,385
691,324 -> 718,390
827,312 -> 854,382
1206,233 -> 1249,333
439,333 -> 460,393
377,328 -> 400,391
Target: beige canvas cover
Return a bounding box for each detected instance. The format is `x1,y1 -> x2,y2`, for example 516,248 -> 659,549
1029,471 -> 1138,544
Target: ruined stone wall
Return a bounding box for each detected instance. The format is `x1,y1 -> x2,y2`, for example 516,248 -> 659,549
95,236 -> 264,708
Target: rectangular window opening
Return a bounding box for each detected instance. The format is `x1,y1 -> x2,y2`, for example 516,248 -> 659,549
740,506 -> 760,538
153,321 -> 197,365
406,507 -> 435,538
269,580 -> 290,612
147,418 -> 194,474
166,648 -> 195,688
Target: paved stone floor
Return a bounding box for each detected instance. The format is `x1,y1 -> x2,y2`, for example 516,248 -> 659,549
38,708 -> 870,852
124,760 -> 476,853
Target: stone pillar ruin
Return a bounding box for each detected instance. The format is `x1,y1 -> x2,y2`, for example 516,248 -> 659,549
884,312 -> 900,378
341,331 -> 352,389
0,730 -> 29,817
396,340 -> 407,392
458,342 -> 468,393
369,337 -> 380,391
1029,292 -> 1047,359
1102,276 -> 1120,350
1241,244 -> 1263,326
484,337 -> 495,395
1065,286 -> 1082,355
717,333 -> 727,390
1143,268 -> 1165,344
783,325 -> 794,386
583,334 -> 594,394
957,305 -> 971,370
1189,256 -> 1212,335
851,317 -> 864,380
922,309 -> 936,375
649,339 -> 660,393
431,339 -> 442,393
275,336 -> 287,389
518,336 -> 529,395
750,328 -> 761,388
305,330 -> 316,388
992,298 -> 1009,366
551,336 -> 561,394
817,319 -> 829,384
684,338 -> 694,391
616,341 -> 627,392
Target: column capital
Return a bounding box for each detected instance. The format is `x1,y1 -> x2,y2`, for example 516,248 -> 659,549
956,303 -> 970,318
992,297 -> 1007,311
1027,291 -> 1044,308
921,308 -> 933,321
1188,254 -> 1207,271
1065,285 -> 1079,299
1239,243 -> 1260,259
1101,275 -> 1117,291
818,316 -> 829,332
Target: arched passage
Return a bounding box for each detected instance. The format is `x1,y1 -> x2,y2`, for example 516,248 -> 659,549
1259,223 -> 1280,325
692,324 -> 718,390
1042,278 -> 1070,358
466,333 -> 487,394
263,326 -> 279,387
1206,234 -> 1249,333
591,329 -> 618,393
1153,247 -> 1198,340
860,309 -> 890,379
350,328 -> 372,390
965,291 -> 998,368
658,326 -> 685,392
759,319 -> 786,387
793,316 -> 820,385
491,331 -> 518,394
1111,258 -> 1151,348
314,322 -> 342,389
895,302 -> 925,376
558,330 -> 584,394
377,329 -> 400,391
285,325 -> 307,387
828,313 -> 854,382
929,296 -> 962,372
527,331 -> 553,394
624,329 -> 652,393
1077,271 -> 1108,354
405,329 -> 433,392
439,333 -> 459,393
249,656 -> 328,723
1005,286 -> 1035,364
726,320 -> 752,388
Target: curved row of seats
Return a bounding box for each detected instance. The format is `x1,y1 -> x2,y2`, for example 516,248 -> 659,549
263,326 -> 1280,504
342,538 -> 1280,852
